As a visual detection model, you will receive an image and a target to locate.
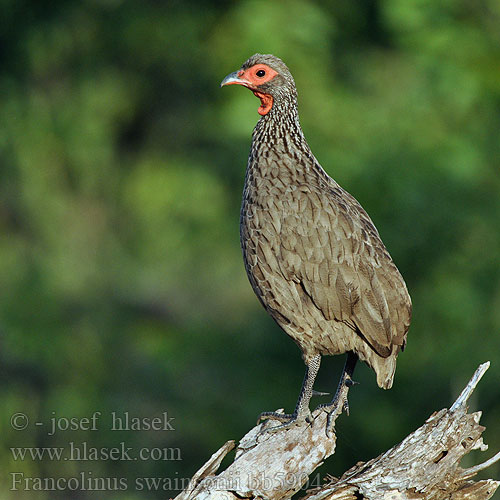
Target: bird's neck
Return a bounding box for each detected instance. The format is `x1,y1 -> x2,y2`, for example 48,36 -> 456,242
247,101 -> 332,191
251,101 -> 309,156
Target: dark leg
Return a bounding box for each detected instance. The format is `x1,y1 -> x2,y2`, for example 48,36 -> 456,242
317,351 -> 358,435
258,353 -> 322,430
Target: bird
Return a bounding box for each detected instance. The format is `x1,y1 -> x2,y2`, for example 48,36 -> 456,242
220,54 -> 411,432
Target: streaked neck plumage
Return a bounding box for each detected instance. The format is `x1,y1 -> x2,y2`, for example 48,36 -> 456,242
251,87 -> 309,153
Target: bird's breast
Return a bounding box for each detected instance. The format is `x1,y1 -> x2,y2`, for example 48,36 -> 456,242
240,157 -> 329,279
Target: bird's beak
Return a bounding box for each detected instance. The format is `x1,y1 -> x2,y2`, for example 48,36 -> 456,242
220,71 -> 250,88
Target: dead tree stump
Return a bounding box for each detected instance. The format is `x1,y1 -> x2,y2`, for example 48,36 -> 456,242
174,362 -> 499,500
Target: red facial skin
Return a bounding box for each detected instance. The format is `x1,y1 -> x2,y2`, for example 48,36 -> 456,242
225,64 -> 278,116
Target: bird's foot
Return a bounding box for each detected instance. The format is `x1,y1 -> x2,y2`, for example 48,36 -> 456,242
257,410 -> 295,424
316,377 -> 359,437
257,409 -> 312,433
256,354 -> 328,434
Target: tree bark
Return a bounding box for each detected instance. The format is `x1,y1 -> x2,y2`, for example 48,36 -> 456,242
174,362 -> 499,500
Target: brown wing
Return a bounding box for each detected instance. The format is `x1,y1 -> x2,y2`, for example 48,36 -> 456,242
278,181 -> 411,358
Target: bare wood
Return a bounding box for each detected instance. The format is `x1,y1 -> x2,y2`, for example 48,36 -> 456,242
174,363 -> 499,500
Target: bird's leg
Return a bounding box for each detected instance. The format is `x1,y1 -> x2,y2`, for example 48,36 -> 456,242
258,354 -> 322,430
317,351 -> 358,436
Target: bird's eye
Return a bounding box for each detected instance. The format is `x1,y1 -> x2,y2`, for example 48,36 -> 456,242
256,69 -> 266,77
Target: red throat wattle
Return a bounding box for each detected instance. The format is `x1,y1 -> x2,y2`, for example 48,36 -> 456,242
253,91 -> 273,116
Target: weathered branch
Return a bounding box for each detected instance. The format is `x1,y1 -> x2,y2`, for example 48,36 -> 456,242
175,362 -> 499,500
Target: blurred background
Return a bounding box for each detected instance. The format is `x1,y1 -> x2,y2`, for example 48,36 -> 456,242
1,0 -> 499,498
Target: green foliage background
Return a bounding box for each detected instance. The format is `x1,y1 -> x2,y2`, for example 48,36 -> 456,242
1,0 -> 499,498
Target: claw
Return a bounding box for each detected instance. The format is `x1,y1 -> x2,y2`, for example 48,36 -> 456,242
312,390 -> 330,397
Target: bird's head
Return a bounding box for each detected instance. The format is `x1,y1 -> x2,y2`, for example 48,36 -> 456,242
220,54 -> 296,116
